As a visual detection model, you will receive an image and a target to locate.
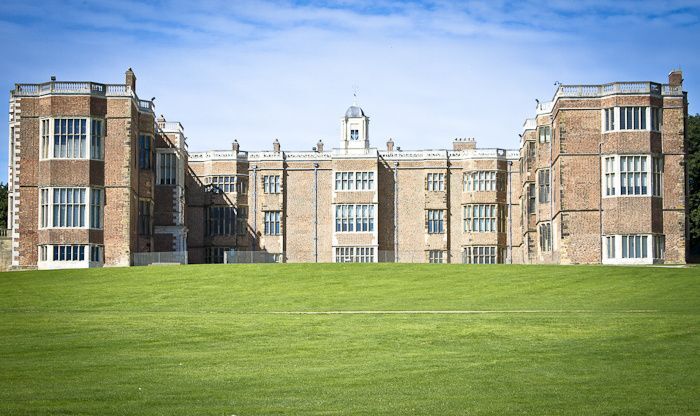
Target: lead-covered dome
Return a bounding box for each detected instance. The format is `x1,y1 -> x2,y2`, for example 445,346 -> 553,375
345,105 -> 365,118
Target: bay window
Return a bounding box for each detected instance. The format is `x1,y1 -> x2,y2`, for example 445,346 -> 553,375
39,118 -> 104,160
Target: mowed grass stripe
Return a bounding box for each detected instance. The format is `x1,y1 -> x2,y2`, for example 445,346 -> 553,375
0,264 -> 698,415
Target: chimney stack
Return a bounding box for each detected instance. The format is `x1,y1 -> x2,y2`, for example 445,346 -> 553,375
125,68 -> 136,92
668,69 -> 683,87
453,137 -> 477,151
316,140 -> 324,153
273,139 -> 281,153
232,140 -> 240,153
386,138 -> 394,152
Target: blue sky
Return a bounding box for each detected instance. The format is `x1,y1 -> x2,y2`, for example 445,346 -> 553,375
1,0 -> 699,182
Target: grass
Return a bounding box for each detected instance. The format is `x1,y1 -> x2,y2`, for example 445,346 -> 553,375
0,263 -> 698,415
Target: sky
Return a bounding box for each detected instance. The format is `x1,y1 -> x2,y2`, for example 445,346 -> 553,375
1,0 -> 699,182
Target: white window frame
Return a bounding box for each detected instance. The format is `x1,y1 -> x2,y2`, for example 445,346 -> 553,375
264,211 -> 282,235
464,204 -> 498,233
601,155 -> 662,198
601,107 -> 656,133
38,187 -> 103,230
334,171 -> 374,191
39,117 -> 104,161
263,175 -> 281,194
602,234 -> 664,264
428,250 -> 445,263
538,125 -> 551,143
463,246 -> 498,264
334,204 -> 375,233
464,171 -> 498,192
427,209 -> 445,234
37,244 -> 104,270
427,173 -> 445,191
334,246 -> 375,263
157,151 -> 178,185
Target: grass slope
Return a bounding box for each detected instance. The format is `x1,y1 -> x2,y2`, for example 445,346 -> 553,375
0,264 -> 698,415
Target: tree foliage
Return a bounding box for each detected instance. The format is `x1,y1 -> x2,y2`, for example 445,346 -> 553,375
688,114 -> 700,256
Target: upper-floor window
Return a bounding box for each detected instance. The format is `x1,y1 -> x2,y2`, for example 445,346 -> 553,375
602,155 -> 662,197
236,206 -> 248,235
427,209 -> 445,234
465,171 -> 502,192
263,175 -> 280,194
620,107 -> 646,130
39,118 -> 104,160
538,169 -> 550,203
207,206 -> 236,236
138,134 -> 152,169
334,172 -> 374,191
464,204 -> 502,233
427,173 -> 445,191
39,187 -> 103,229
539,222 -> 552,252
350,129 -> 359,140
538,126 -> 551,143
264,211 -> 281,235
335,204 -> 374,232
158,152 -> 177,185
208,176 -> 246,194
603,107 -> 661,132
527,183 -> 536,214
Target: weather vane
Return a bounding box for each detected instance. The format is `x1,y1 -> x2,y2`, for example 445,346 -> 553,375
352,84 -> 359,105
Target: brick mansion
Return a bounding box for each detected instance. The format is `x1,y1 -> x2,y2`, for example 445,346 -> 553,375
6,69 -> 689,268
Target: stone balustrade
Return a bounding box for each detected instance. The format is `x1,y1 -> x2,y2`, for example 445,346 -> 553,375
553,81 -> 682,100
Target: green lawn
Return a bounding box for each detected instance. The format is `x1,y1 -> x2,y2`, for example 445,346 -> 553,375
0,264 -> 698,415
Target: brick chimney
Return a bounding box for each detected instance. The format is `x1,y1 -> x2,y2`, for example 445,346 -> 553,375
316,140 -> 324,153
273,139 -> 281,153
386,138 -> 394,152
125,68 -> 136,92
453,137 -> 476,151
668,69 -> 683,87
232,140 -> 240,153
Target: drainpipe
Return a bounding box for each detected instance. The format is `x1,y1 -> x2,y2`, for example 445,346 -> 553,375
313,163 -> 319,262
599,141 -> 604,263
549,118 -> 554,258
393,161 -> 399,262
507,160 -> 513,264
252,165 -> 257,251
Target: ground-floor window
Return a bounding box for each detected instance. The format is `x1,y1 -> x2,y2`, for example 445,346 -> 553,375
427,250 -> 445,263
463,246 -> 502,264
603,234 -> 664,262
206,247 -> 230,264
38,244 -> 104,265
335,247 -> 375,263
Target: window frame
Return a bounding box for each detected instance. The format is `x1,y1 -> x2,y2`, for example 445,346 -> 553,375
39,117 -> 104,161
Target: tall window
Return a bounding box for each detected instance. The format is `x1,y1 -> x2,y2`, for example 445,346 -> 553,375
52,188 -> 86,228
653,235 -> 665,260
90,119 -> 104,160
335,204 -> 375,232
652,157 -> 663,197
538,169 -> 550,203
208,206 -> 236,236
138,200 -> 152,236
355,172 -> 374,190
335,247 -> 374,263
620,156 -> 647,195
464,246 -> 498,264
237,178 -> 247,194
90,189 -> 103,229
604,108 -> 615,131
40,189 -> 50,228
40,119 -> 50,159
206,247 -> 230,264
465,171 -> 498,192
138,135 -> 152,169
605,236 -> 616,259
263,175 -> 280,194
651,107 -> 662,131
54,119 -> 87,158
526,142 -> 536,167
604,157 -> 616,196
427,210 -> 444,234
527,183 -> 536,214
539,222 -> 552,252
158,153 -> 177,185
428,250 -> 445,263
90,245 -> 104,263
619,107 -> 646,130
538,126 -> 551,143
464,204 -> 497,233
427,173 -> 445,191
622,235 -> 647,259
264,211 -> 281,235
350,129 -> 359,140
236,207 -> 248,235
